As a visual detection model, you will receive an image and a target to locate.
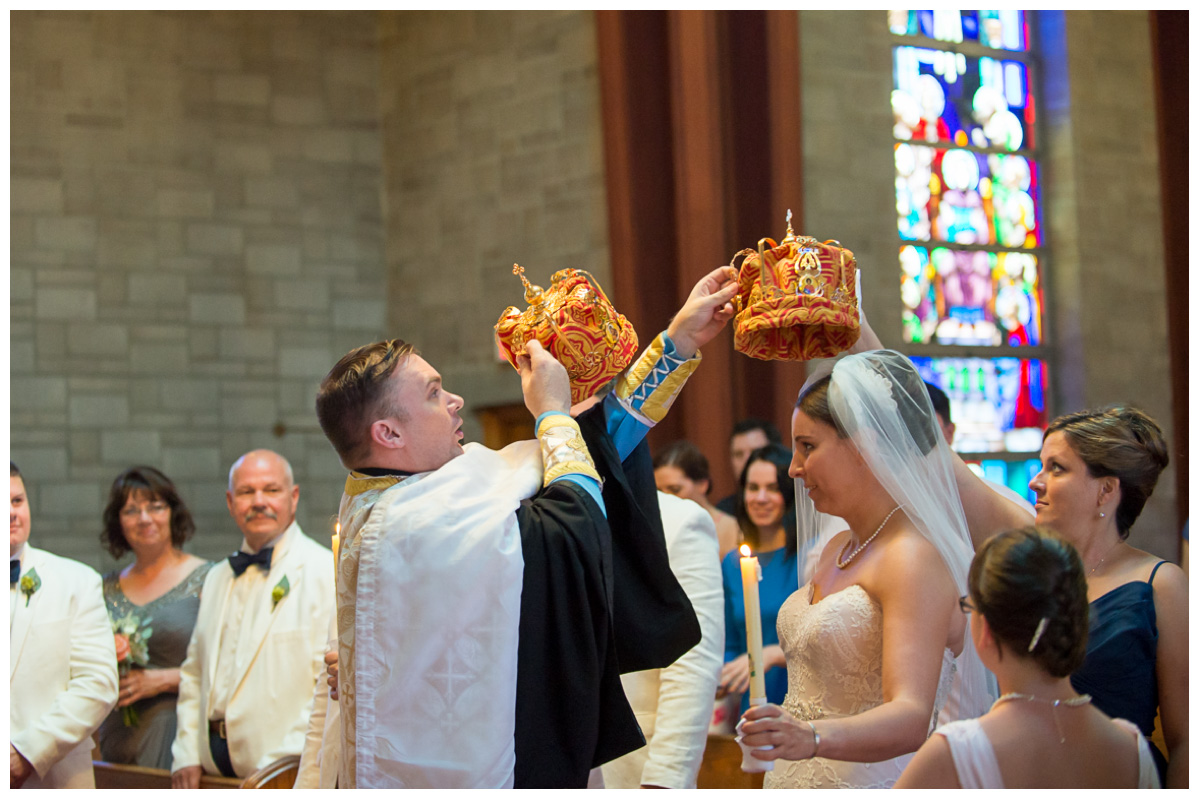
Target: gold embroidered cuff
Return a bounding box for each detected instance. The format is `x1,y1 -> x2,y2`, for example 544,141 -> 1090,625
614,333 -> 701,424
537,414 -> 601,485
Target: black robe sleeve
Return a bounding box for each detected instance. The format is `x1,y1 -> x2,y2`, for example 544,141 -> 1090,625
512,404 -> 702,788
512,482 -> 644,788
576,401 -> 703,673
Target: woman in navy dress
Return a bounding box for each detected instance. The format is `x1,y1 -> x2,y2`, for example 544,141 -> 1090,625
1029,407 -> 1187,787
719,444 -> 798,714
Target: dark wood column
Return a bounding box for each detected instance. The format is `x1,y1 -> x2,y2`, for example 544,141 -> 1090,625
1149,10 -> 1188,550
597,10 -> 804,499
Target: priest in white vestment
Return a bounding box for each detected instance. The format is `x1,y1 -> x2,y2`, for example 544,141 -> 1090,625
313,266 -> 738,788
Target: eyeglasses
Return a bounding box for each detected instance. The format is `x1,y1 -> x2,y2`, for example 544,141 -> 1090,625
958,595 -> 977,615
120,502 -> 170,519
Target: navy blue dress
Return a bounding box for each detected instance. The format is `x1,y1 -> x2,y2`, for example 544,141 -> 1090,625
1070,560 -> 1168,783
721,546 -> 798,714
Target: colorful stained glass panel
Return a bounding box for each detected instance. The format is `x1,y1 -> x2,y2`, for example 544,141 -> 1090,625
893,46 -> 1034,151
895,144 -> 1042,247
889,10 -> 1027,51
910,356 -> 1047,453
964,457 -> 1041,504
901,245 -> 1043,346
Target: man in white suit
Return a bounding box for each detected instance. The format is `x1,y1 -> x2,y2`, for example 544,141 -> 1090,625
171,450 -> 334,787
9,462 -> 118,789
598,491 -> 724,788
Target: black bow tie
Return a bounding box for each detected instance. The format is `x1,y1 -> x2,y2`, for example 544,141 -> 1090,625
228,547 -> 273,577
10,560 -> 19,585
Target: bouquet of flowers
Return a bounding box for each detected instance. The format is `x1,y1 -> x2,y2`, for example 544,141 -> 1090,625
112,612 -> 154,727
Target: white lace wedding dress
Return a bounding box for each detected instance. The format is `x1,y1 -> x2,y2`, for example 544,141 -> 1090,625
763,583 -> 956,789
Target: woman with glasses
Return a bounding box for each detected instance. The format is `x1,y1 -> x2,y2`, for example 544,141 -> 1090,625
96,466 -> 213,769
896,527 -> 1160,788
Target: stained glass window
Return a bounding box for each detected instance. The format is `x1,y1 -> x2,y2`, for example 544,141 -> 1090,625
892,10 -> 1049,460
895,145 -> 1042,248
893,46 -> 1035,151
888,10 -> 1028,51
900,246 -> 1043,346
964,457 -> 1041,504
910,356 -> 1047,453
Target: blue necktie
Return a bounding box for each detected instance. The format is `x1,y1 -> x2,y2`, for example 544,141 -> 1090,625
10,560 -> 19,584
228,547 -> 273,577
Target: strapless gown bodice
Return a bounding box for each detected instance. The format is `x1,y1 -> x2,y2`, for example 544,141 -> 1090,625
763,583 -> 956,789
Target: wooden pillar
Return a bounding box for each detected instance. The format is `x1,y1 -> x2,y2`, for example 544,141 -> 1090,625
667,10 -> 738,496
1150,10 -> 1188,547
597,10 -> 805,500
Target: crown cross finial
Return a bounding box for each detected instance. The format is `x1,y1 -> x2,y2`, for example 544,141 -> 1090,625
783,209 -> 796,243
513,263 -> 544,304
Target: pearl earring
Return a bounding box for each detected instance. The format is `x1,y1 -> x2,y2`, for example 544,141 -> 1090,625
1099,511 -> 1106,518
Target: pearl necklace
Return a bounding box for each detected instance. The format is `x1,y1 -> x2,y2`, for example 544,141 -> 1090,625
836,505 -> 902,570
991,691 -> 1093,744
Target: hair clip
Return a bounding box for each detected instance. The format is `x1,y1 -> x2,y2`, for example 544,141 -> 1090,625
1028,616 -> 1049,652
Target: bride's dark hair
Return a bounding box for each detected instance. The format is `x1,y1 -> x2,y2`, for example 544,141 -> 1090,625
797,370 -> 939,456
968,526 -> 1089,677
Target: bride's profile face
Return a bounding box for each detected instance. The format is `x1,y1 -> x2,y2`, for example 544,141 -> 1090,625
789,407 -> 860,515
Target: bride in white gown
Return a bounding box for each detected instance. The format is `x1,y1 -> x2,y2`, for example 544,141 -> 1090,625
741,350 -> 993,788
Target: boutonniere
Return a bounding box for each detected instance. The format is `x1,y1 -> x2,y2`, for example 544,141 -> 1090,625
19,568 -> 41,607
271,575 -> 290,611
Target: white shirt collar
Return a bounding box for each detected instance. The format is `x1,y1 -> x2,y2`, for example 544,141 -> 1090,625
237,520 -> 298,561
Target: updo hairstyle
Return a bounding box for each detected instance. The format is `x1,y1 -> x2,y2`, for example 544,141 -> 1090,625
1045,406 -> 1169,540
653,440 -> 713,495
968,526 -> 1089,677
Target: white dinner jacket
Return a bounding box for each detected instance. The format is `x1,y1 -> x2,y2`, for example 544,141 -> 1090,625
600,493 -> 724,788
171,522 -> 335,778
293,612 -> 341,788
10,545 -> 118,789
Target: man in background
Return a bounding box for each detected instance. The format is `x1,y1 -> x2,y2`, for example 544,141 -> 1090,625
714,419 -> 783,515
10,462 -> 117,789
171,450 -> 334,787
597,491 -> 723,788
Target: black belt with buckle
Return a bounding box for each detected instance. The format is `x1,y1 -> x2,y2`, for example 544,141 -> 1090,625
208,719 -> 228,740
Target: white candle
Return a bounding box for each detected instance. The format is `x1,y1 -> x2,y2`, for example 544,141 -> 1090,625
332,521 -> 340,582
739,544 -> 767,704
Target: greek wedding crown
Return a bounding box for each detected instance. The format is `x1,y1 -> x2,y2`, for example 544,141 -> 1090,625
495,265 -> 639,404
732,210 -> 861,361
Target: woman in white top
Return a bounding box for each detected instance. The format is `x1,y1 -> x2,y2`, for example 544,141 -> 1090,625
896,526 -> 1160,789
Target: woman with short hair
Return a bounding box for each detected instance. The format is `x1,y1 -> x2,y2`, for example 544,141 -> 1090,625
1030,407 -> 1187,787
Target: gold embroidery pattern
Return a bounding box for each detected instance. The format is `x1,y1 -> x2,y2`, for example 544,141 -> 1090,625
537,414 -> 601,485
615,333 -> 701,424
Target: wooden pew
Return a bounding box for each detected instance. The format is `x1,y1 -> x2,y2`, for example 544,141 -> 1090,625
94,762 -> 241,789
93,755 -> 299,789
696,734 -> 764,788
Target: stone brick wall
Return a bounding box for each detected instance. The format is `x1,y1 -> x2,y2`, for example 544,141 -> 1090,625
797,10 -> 1177,559
376,10 -> 610,427
8,10 -> 1178,570
11,11 -> 387,567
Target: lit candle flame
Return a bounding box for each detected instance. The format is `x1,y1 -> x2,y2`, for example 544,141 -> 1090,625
335,520 -> 340,535
740,544 -> 752,557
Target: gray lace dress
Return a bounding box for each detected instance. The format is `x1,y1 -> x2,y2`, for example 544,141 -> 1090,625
96,561 -> 214,770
